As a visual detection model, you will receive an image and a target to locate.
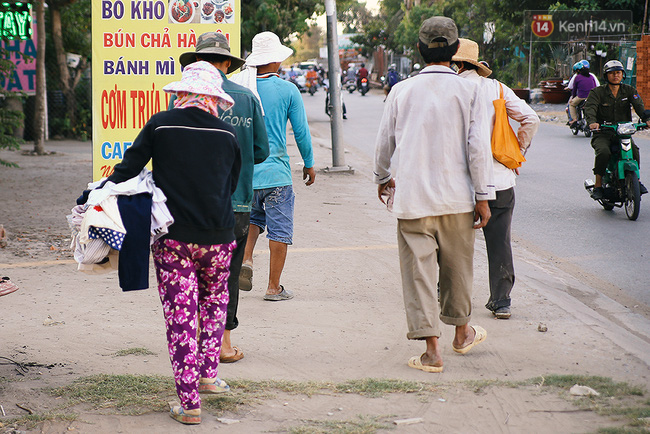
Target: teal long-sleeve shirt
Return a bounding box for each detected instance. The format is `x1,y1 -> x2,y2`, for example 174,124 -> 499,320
168,70 -> 270,212
253,75 -> 314,189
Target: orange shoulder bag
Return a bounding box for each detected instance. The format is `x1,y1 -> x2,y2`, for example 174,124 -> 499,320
491,82 -> 525,169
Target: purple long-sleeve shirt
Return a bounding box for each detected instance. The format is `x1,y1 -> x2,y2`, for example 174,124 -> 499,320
572,73 -> 597,98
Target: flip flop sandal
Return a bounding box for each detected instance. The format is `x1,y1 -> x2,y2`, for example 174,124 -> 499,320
220,346 -> 244,363
407,354 -> 443,373
0,277 -> 18,297
239,263 -> 253,291
169,402 -> 201,425
452,325 -> 487,354
198,377 -> 230,394
263,285 -> 294,301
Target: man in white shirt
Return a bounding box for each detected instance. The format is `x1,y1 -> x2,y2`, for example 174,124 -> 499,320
374,17 -> 495,373
452,38 -> 540,320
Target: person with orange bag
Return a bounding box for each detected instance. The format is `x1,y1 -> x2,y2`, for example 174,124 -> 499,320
452,38 -> 539,319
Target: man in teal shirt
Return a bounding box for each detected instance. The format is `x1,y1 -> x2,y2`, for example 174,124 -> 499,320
172,32 -> 270,362
233,32 -> 316,301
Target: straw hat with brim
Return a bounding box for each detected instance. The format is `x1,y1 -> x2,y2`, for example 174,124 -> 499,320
244,31 -> 294,67
179,32 -> 245,74
452,38 -> 492,77
163,61 -> 234,110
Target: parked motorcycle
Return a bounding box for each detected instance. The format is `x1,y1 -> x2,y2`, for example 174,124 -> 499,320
584,121 -> 646,220
358,77 -> 369,96
568,100 -> 591,137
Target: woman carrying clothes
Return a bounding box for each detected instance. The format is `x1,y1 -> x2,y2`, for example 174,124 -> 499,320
106,61 -> 241,425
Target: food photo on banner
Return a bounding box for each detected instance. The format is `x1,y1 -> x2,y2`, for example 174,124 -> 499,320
169,0 -> 236,24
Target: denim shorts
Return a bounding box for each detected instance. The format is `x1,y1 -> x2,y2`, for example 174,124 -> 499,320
249,185 -> 295,244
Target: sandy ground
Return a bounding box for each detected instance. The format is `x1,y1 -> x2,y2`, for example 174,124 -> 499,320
1,114 -> 650,433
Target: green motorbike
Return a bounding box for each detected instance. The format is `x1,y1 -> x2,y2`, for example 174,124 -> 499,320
584,121 -> 646,221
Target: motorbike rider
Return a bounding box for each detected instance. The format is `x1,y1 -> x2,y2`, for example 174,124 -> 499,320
344,63 -> 356,84
585,60 -> 648,199
568,63 -> 597,127
305,65 -> 319,89
383,64 -> 401,100
567,60 -> 600,123
322,77 -> 347,119
408,63 -> 421,77
356,62 -> 369,88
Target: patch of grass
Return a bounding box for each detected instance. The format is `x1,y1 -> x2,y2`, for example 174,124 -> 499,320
227,378 -> 328,397
41,373 -> 650,433
50,374 -> 175,415
465,379 -> 511,394
114,347 -> 156,357
334,378 -> 433,397
289,415 -> 394,434
525,375 -> 648,431
532,375 -> 645,398
598,428 -> 650,434
4,412 -> 78,431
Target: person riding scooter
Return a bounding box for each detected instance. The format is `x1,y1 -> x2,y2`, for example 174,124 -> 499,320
584,60 -> 648,199
356,62 -> 368,88
568,63 -> 597,128
566,60 -> 600,124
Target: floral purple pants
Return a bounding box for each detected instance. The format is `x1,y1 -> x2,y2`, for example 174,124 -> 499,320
152,238 -> 235,410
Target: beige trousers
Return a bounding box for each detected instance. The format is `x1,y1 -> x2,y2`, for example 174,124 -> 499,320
397,212 -> 475,339
569,96 -> 586,122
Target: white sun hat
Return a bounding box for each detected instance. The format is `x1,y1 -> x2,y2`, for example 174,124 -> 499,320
244,31 -> 294,67
163,61 -> 234,110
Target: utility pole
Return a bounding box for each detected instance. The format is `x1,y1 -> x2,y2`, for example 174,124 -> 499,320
324,0 -> 353,173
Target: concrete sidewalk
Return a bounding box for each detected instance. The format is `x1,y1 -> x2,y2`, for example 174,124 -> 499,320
266,116 -> 650,386
1,122 -> 649,431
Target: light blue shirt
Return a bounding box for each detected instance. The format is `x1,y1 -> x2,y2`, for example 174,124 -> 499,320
253,75 -> 314,189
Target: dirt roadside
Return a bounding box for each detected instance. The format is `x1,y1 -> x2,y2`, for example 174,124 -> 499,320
1,117 -> 649,433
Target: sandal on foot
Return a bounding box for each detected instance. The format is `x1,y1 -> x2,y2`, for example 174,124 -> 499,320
407,354 -> 443,373
239,263 -> 253,291
198,377 -> 230,394
452,325 -> 487,354
220,346 -> 244,363
263,285 -> 294,301
169,402 -> 201,425
0,277 -> 18,297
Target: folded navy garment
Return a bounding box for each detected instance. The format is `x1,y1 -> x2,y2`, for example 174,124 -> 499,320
117,193 -> 152,291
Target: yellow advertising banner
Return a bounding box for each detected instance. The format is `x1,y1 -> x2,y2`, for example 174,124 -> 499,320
91,0 -> 241,181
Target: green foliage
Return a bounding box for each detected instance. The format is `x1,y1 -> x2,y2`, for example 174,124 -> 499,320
343,0 -> 647,87
240,0 -> 323,53
394,4 -> 443,50
0,47 -> 24,167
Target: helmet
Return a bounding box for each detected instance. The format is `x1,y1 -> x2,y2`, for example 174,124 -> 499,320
361,63 -> 365,67
580,59 -> 590,69
604,60 -> 624,74
389,63 -> 396,70
603,60 -> 625,83
572,61 -> 584,72
413,63 -> 421,70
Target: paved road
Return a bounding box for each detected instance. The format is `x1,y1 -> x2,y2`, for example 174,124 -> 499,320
302,86 -> 650,307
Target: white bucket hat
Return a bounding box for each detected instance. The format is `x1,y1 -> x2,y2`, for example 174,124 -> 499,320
451,38 -> 492,77
244,32 -> 293,67
163,61 -> 234,110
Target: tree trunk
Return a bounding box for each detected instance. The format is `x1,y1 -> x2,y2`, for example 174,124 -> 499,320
50,6 -> 77,131
33,0 -> 46,154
